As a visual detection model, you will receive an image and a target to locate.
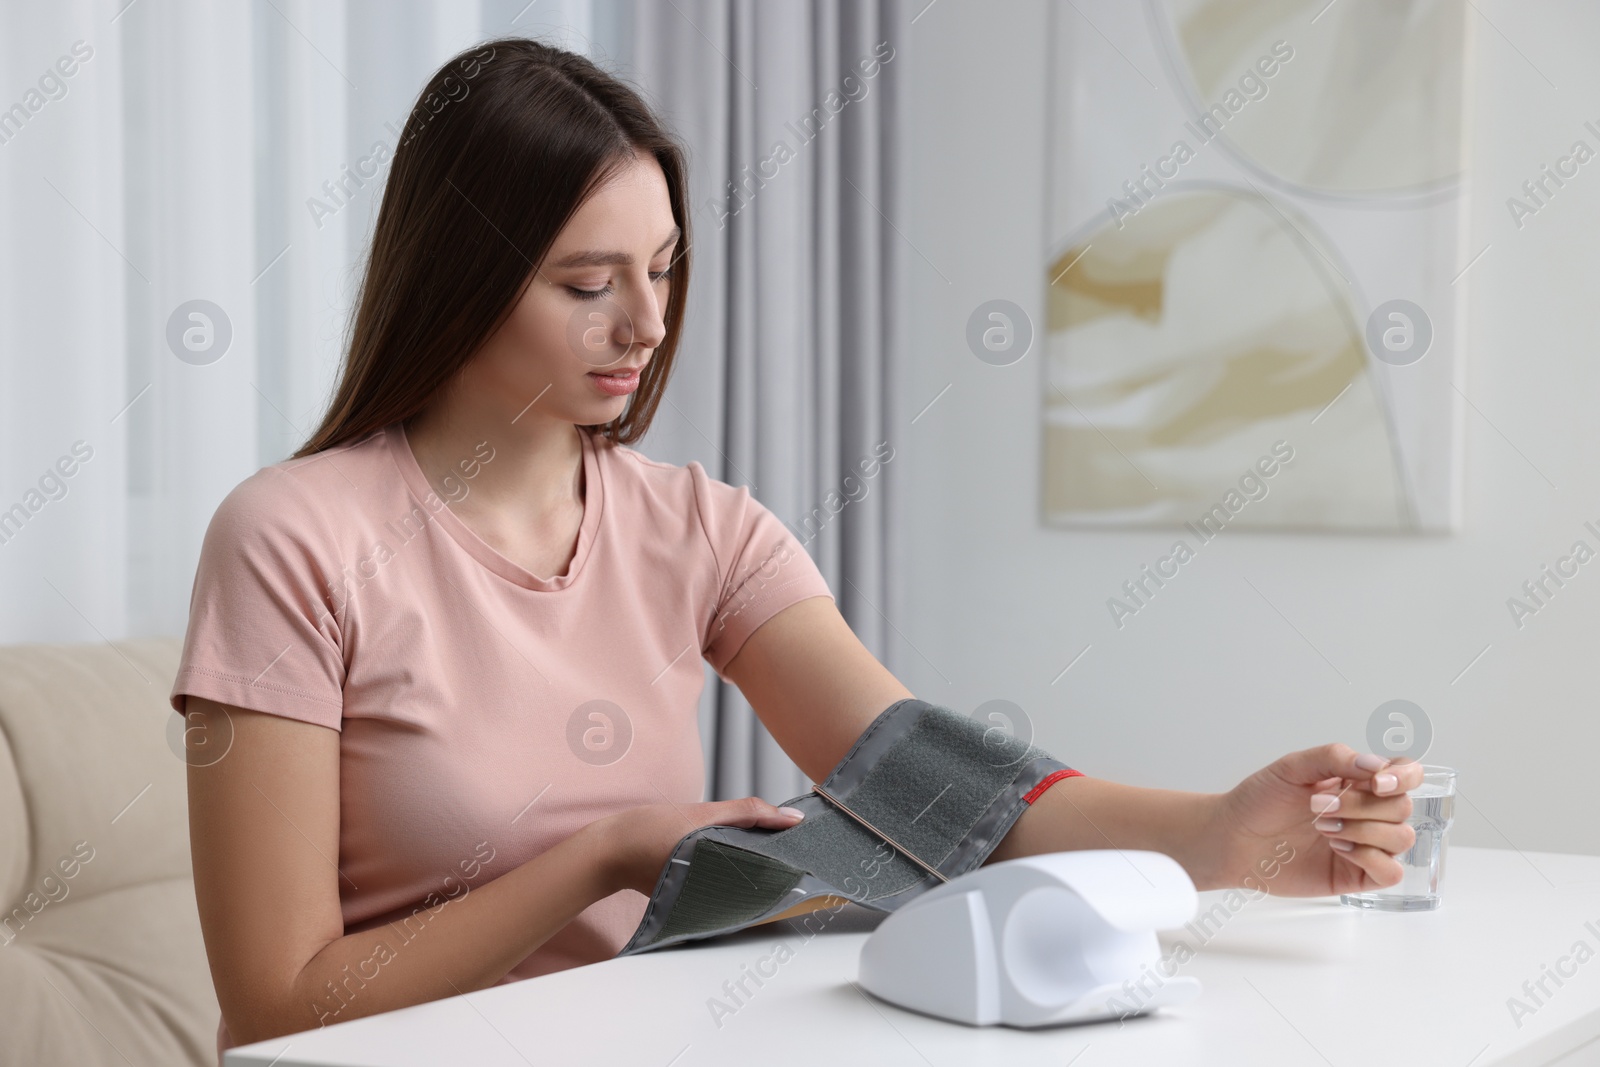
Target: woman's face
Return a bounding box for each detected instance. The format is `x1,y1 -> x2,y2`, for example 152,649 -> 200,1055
463,149 -> 679,427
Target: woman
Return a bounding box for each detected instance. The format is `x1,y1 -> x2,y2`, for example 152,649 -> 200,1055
175,37 -> 1421,1057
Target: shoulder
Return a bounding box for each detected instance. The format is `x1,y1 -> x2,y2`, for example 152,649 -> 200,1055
599,436 -> 699,483
596,436 -> 757,526
594,437 -> 781,577
204,429 -> 395,555
595,437 -> 801,577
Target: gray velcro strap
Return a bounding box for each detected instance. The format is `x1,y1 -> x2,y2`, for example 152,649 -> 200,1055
618,697 -> 1077,956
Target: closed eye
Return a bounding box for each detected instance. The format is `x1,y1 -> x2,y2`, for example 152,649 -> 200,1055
569,268 -> 675,302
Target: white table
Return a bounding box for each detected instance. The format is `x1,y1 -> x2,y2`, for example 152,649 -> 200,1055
228,847 -> 1600,1066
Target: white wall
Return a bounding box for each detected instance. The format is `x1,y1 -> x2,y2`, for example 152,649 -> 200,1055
897,1 -> 1600,856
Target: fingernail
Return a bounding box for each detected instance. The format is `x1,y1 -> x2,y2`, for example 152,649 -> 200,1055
1313,817 -> 1344,833
778,806 -> 805,819
1328,838 -> 1354,852
1375,773 -> 1398,794
1310,793 -> 1341,814
1354,753 -> 1389,772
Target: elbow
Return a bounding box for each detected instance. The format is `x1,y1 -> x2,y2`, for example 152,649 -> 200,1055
225,1012 -> 318,1050
215,943 -> 346,1046
220,992 -> 329,1048
222,1011 -> 285,1050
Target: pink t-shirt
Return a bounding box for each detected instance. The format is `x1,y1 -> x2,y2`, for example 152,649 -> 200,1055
170,424 -> 833,1058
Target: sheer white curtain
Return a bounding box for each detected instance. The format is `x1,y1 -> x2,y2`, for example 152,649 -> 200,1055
1,2 -> 135,643
0,0 -> 606,646
0,0 -> 907,807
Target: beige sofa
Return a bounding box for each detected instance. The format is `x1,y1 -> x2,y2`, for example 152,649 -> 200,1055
0,638 -> 219,1066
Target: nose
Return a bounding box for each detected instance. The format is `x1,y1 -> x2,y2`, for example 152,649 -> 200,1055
622,271 -> 667,352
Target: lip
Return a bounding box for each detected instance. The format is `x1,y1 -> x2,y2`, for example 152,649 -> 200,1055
587,366 -> 643,397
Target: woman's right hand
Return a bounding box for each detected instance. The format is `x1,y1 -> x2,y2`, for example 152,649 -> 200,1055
597,796 -> 806,896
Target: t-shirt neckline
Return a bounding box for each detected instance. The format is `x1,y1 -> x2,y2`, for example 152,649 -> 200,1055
384,423 -> 603,592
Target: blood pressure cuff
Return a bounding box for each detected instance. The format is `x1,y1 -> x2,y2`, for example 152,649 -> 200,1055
618,697 -> 1082,956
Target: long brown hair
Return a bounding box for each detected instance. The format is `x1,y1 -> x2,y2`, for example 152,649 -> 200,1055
295,37 -> 692,457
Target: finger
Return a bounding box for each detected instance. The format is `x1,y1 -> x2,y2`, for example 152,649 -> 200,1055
1331,841 -> 1406,890
1362,758 -> 1423,796
1308,788 -> 1413,823
1312,815 -> 1417,855
708,797 -> 807,829
1276,742 -> 1414,796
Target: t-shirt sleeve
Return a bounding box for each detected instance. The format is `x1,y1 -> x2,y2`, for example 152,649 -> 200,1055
693,464 -> 835,682
169,469 -> 347,731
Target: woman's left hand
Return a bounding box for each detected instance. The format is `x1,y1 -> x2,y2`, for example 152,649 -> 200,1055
1210,744 -> 1425,897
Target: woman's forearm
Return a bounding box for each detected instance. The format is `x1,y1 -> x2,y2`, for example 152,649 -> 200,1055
246,823 -> 618,1045
984,776 -> 1234,891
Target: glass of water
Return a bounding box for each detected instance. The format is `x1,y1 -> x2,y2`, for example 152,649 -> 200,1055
1340,765 -> 1456,912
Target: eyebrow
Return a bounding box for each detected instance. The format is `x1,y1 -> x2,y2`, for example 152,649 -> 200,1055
549,226 -> 682,269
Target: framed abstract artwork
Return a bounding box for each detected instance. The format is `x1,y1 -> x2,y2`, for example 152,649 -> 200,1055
1043,0 -> 1472,533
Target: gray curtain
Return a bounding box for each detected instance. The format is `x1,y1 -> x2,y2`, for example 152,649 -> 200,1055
615,0 -> 909,804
